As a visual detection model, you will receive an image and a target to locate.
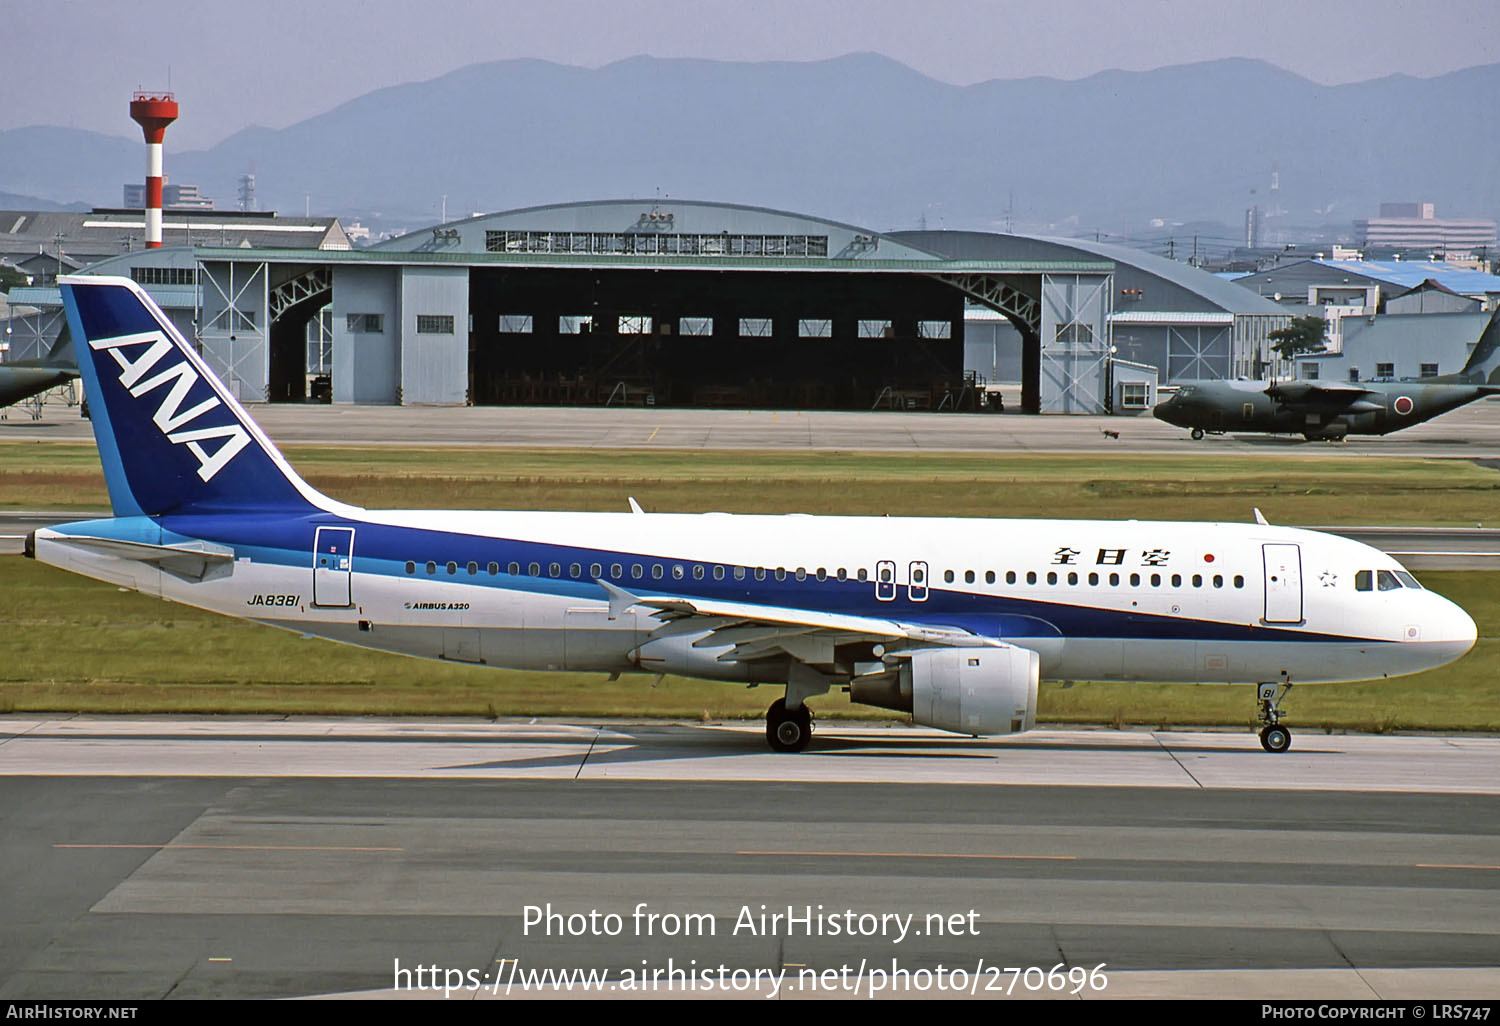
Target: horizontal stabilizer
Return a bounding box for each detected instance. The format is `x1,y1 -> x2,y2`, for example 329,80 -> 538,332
52,534 -> 235,583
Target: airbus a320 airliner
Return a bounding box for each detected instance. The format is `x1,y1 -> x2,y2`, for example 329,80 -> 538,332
28,277 -> 1478,752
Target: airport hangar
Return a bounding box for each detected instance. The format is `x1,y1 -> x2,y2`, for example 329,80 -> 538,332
10,199 -> 1292,414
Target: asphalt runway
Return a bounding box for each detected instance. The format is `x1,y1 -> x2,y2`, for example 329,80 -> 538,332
2,719 -> 1497,1000
8,396 -> 1500,457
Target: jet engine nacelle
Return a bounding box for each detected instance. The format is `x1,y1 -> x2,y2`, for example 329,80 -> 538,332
901,645 -> 1039,736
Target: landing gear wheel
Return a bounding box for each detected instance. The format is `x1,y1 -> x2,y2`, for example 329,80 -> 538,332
1190,427 -> 1205,440
766,698 -> 813,753
1255,680 -> 1293,753
1260,725 -> 1292,753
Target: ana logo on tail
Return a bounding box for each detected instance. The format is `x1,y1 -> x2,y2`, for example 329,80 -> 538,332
89,329 -> 251,481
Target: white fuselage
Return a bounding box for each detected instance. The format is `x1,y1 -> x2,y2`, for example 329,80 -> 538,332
35,511 -> 1478,687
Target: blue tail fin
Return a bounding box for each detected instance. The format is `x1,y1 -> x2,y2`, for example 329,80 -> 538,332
60,275 -> 329,517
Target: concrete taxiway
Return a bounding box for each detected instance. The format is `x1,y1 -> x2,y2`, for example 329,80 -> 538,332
8,396 -> 1500,457
1,718 -> 1497,999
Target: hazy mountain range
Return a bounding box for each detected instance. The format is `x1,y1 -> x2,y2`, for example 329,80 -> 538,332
2,54 -> 1496,239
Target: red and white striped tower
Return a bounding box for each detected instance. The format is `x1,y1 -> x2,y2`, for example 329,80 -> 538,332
128,91 -> 179,249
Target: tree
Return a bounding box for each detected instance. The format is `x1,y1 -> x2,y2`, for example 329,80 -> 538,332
0,264 -> 29,294
1268,316 -> 1329,358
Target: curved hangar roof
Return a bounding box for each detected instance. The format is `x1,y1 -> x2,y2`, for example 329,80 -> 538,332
888,230 -> 1286,317
371,198 -> 944,264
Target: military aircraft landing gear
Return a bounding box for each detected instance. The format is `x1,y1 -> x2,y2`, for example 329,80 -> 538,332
1256,680 -> 1293,753
766,697 -> 813,753
1190,427 -> 1205,440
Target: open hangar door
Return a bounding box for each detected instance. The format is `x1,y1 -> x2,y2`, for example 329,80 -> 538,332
467,268 -> 973,410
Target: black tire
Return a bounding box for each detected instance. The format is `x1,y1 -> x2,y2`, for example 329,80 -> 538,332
1190,427 -> 1205,440
766,698 -> 812,753
1260,725 -> 1291,753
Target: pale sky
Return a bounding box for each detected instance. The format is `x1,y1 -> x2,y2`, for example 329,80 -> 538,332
6,0 -> 1499,149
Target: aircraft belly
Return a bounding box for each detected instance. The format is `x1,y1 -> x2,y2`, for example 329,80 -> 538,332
1052,638 -> 1121,680
1049,639 -> 1439,685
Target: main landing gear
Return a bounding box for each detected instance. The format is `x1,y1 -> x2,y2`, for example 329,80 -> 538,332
1256,680 -> 1293,753
766,697 -> 813,753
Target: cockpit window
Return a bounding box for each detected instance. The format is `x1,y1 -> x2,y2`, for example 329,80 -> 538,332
1355,570 -> 1372,592
1377,570 -> 1402,591
1394,571 -> 1423,590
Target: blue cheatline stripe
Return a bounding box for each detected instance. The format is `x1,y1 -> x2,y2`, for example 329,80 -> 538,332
48,511 -> 1363,647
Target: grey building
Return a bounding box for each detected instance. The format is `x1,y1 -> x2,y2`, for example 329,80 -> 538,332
1355,203 -> 1497,257
0,208 -> 349,273
1236,259 -> 1500,311
1386,279 -> 1484,316
903,233 -> 1290,386
9,200 -> 1300,412
1295,311 -> 1493,383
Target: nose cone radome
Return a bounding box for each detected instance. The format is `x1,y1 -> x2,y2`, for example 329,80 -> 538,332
1425,594 -> 1478,669
1152,399 -> 1182,426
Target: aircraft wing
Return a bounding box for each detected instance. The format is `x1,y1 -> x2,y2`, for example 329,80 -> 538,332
0,367 -> 77,409
47,535 -> 235,583
598,579 -> 999,669
1265,380 -> 1379,407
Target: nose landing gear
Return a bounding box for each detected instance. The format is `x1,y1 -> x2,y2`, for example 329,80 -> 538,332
1256,680 -> 1293,753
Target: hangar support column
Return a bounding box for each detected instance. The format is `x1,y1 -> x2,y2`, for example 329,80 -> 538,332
196,259 -> 270,402
1038,274 -> 1113,414
931,274 -> 1043,412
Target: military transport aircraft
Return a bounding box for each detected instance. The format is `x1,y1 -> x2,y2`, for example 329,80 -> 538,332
1154,307 -> 1500,441
28,276 -> 1478,753
0,329 -> 78,414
